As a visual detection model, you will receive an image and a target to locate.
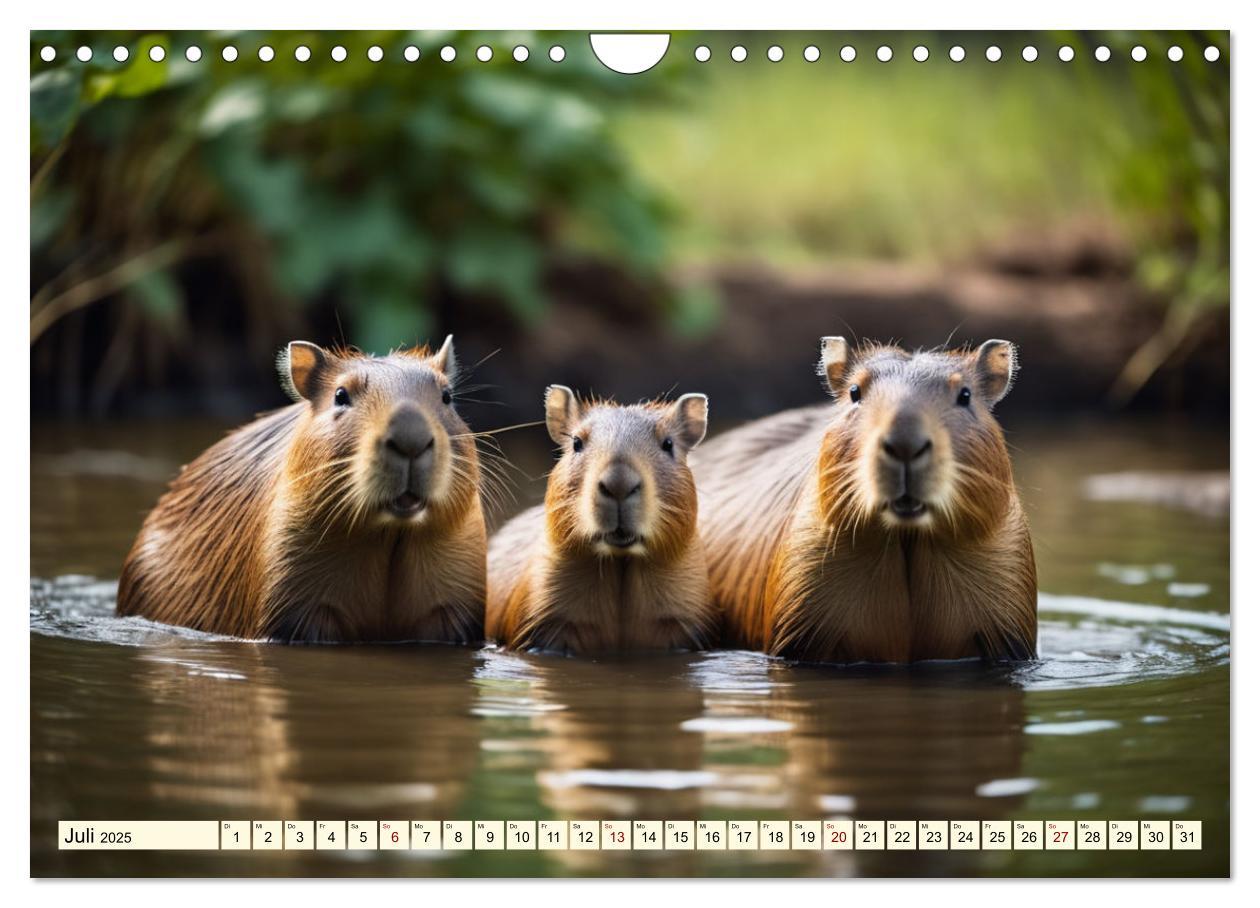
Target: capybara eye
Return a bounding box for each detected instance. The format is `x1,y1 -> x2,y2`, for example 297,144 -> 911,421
334,387 -> 351,407
572,436 -> 584,454
849,384 -> 861,404
662,437 -> 675,456
441,388 -> 453,405
957,387 -> 972,407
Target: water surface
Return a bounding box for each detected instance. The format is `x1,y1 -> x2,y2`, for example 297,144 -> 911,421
30,418 -> 1229,876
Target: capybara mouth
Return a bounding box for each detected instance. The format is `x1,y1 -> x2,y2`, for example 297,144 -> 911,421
602,527 -> 641,549
386,491 -> 427,519
888,494 -> 927,520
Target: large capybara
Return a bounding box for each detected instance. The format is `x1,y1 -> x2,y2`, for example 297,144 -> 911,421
486,387 -> 716,655
691,337 -> 1037,663
116,337 -> 487,643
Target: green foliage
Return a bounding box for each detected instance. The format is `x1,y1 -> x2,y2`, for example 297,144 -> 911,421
30,30 -> 688,355
30,30 -> 1229,412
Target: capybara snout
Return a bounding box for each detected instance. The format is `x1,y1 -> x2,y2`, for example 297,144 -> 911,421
594,460 -> 645,548
384,406 -> 436,461
379,404 -> 438,517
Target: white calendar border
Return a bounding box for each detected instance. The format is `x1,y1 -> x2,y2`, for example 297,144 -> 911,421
7,0 -> 1250,903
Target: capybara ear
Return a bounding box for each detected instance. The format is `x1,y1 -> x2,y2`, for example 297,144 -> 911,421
818,336 -> 850,396
544,385 -> 581,446
667,393 -> 709,451
279,341 -> 327,402
974,339 -> 1018,404
432,334 -> 459,382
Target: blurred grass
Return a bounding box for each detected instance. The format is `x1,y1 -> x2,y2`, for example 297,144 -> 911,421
615,31 -> 1228,272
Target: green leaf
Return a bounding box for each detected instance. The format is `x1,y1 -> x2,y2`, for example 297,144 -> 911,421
199,83 -> 266,137
109,37 -> 169,99
30,69 -> 81,150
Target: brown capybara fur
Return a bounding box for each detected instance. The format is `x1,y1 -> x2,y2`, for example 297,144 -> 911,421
691,337 -> 1037,664
116,337 -> 487,643
486,387 -> 716,655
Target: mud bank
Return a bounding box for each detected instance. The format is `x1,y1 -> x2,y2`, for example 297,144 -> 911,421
457,260 -> 1228,424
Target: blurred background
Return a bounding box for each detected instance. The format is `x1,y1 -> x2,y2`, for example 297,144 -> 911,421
31,30 -> 1228,425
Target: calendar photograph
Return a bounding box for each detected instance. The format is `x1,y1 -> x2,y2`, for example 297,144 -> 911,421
28,29 -> 1229,878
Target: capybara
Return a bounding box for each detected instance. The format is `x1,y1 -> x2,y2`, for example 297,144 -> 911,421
691,337 -> 1037,663
486,387 -> 716,655
117,337 -> 487,643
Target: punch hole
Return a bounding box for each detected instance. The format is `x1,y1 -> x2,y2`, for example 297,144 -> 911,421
840,46 -> 856,62
40,46 -> 56,62
331,45 -> 347,62
477,45 -> 493,62
589,33 -> 669,73
113,46 -> 129,63
767,45 -> 784,62
1167,45 -> 1184,62
295,45 -> 311,62
1204,46 -> 1220,62
1022,46 -> 1038,62
185,46 -> 202,62
913,45 -> 929,62
949,46 -> 965,62
876,45 -> 893,62
440,46 -> 456,62
986,46 -> 1001,62
258,45 -> 275,62
222,46 -> 238,62
1131,46 -> 1147,62
694,46 -> 710,62
76,46 -> 92,62
731,45 -> 747,62
803,45 -> 820,62
368,45 -> 384,62
549,45 -> 566,62
1058,46 -> 1074,62
148,46 -> 165,63
405,46 -> 421,62
512,46 -> 528,62
1095,46 -> 1111,62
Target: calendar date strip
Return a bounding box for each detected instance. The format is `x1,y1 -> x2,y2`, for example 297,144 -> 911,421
59,819 -> 1202,852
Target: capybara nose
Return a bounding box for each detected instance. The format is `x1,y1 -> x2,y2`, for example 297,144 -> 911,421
881,433 -> 932,464
385,408 -> 435,461
597,463 -> 642,502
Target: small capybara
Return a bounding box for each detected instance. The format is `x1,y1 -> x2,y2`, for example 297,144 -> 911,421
691,337 -> 1037,664
116,337 -> 487,643
486,386 -> 715,655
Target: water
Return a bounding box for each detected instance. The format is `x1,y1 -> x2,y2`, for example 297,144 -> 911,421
30,417 -> 1229,877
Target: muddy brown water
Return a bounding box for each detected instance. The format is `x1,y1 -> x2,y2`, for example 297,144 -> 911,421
30,417 -> 1229,877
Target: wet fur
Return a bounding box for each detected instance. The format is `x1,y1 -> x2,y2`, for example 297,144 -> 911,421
117,346 -> 487,642
692,344 -> 1037,664
486,399 -> 715,655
